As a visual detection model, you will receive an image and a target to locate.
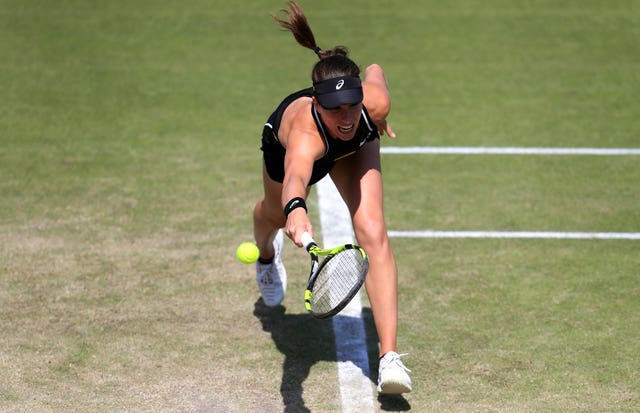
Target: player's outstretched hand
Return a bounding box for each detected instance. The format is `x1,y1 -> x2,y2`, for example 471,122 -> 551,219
378,118 -> 396,139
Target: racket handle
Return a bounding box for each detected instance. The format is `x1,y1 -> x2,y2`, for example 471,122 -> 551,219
301,231 -> 316,250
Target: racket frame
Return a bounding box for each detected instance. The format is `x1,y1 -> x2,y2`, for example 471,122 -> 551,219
301,232 -> 368,319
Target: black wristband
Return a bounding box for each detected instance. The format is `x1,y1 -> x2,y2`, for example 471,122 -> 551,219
284,197 -> 307,218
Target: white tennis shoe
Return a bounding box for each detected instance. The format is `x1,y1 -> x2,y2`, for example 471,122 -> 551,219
377,352 -> 412,394
256,229 -> 287,307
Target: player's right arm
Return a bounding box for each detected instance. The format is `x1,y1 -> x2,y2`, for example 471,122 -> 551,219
278,99 -> 326,246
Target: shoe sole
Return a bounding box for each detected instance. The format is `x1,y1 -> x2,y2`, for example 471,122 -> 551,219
379,381 -> 412,395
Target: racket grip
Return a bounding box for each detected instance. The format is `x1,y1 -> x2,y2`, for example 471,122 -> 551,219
301,231 -> 316,250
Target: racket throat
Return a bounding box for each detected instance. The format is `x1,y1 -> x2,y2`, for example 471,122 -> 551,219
304,289 -> 313,312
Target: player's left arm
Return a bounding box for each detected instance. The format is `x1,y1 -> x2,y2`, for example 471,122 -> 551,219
362,64 -> 396,139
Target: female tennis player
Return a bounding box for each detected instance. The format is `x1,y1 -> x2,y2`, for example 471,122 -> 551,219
252,1 -> 411,394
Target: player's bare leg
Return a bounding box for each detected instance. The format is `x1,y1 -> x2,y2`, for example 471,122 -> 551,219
330,140 -> 411,393
330,140 -> 398,355
253,164 -> 288,306
254,165 -> 286,259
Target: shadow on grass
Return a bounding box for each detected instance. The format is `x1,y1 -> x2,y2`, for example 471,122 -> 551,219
253,298 -> 411,412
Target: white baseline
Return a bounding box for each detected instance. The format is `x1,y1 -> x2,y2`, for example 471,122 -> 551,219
388,230 -> 640,240
381,146 -> 640,155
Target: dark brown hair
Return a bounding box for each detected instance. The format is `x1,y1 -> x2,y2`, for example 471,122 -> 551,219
272,1 -> 360,82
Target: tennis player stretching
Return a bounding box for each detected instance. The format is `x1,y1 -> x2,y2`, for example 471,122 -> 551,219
252,1 -> 411,394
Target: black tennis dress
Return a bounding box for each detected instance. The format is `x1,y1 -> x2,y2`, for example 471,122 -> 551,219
261,88 -> 380,185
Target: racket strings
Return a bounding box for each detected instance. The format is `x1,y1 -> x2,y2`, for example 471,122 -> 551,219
311,249 -> 367,314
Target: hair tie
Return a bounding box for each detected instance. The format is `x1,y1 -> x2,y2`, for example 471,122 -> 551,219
314,47 -> 323,57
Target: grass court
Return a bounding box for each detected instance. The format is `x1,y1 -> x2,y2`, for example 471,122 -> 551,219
1,0 -> 639,411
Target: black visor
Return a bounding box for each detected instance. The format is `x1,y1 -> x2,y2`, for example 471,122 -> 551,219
313,76 -> 363,109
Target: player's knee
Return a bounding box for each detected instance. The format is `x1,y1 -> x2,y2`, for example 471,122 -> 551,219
254,199 -> 286,228
354,224 -> 389,252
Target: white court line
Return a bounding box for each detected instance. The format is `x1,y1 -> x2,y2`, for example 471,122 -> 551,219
381,146 -> 640,155
388,230 -> 640,240
316,176 -> 375,413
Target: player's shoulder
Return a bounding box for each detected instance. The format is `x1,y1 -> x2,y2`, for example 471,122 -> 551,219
279,96 -> 320,147
283,95 -> 313,119
282,96 -> 314,134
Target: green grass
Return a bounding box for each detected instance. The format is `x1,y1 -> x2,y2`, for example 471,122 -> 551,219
392,238 -> 640,412
383,155 -> 640,232
1,0 -> 639,411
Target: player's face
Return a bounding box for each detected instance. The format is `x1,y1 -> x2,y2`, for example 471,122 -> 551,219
315,101 -> 363,141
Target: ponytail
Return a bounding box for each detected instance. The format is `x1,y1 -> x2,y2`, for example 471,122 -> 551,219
272,2 -> 360,82
272,2 -> 321,57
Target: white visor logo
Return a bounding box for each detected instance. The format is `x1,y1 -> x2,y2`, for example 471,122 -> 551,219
335,80 -> 345,90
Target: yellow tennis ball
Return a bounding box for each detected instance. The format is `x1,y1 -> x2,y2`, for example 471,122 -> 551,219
236,242 -> 260,264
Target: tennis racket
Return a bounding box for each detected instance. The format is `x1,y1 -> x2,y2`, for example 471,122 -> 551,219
301,231 -> 369,319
